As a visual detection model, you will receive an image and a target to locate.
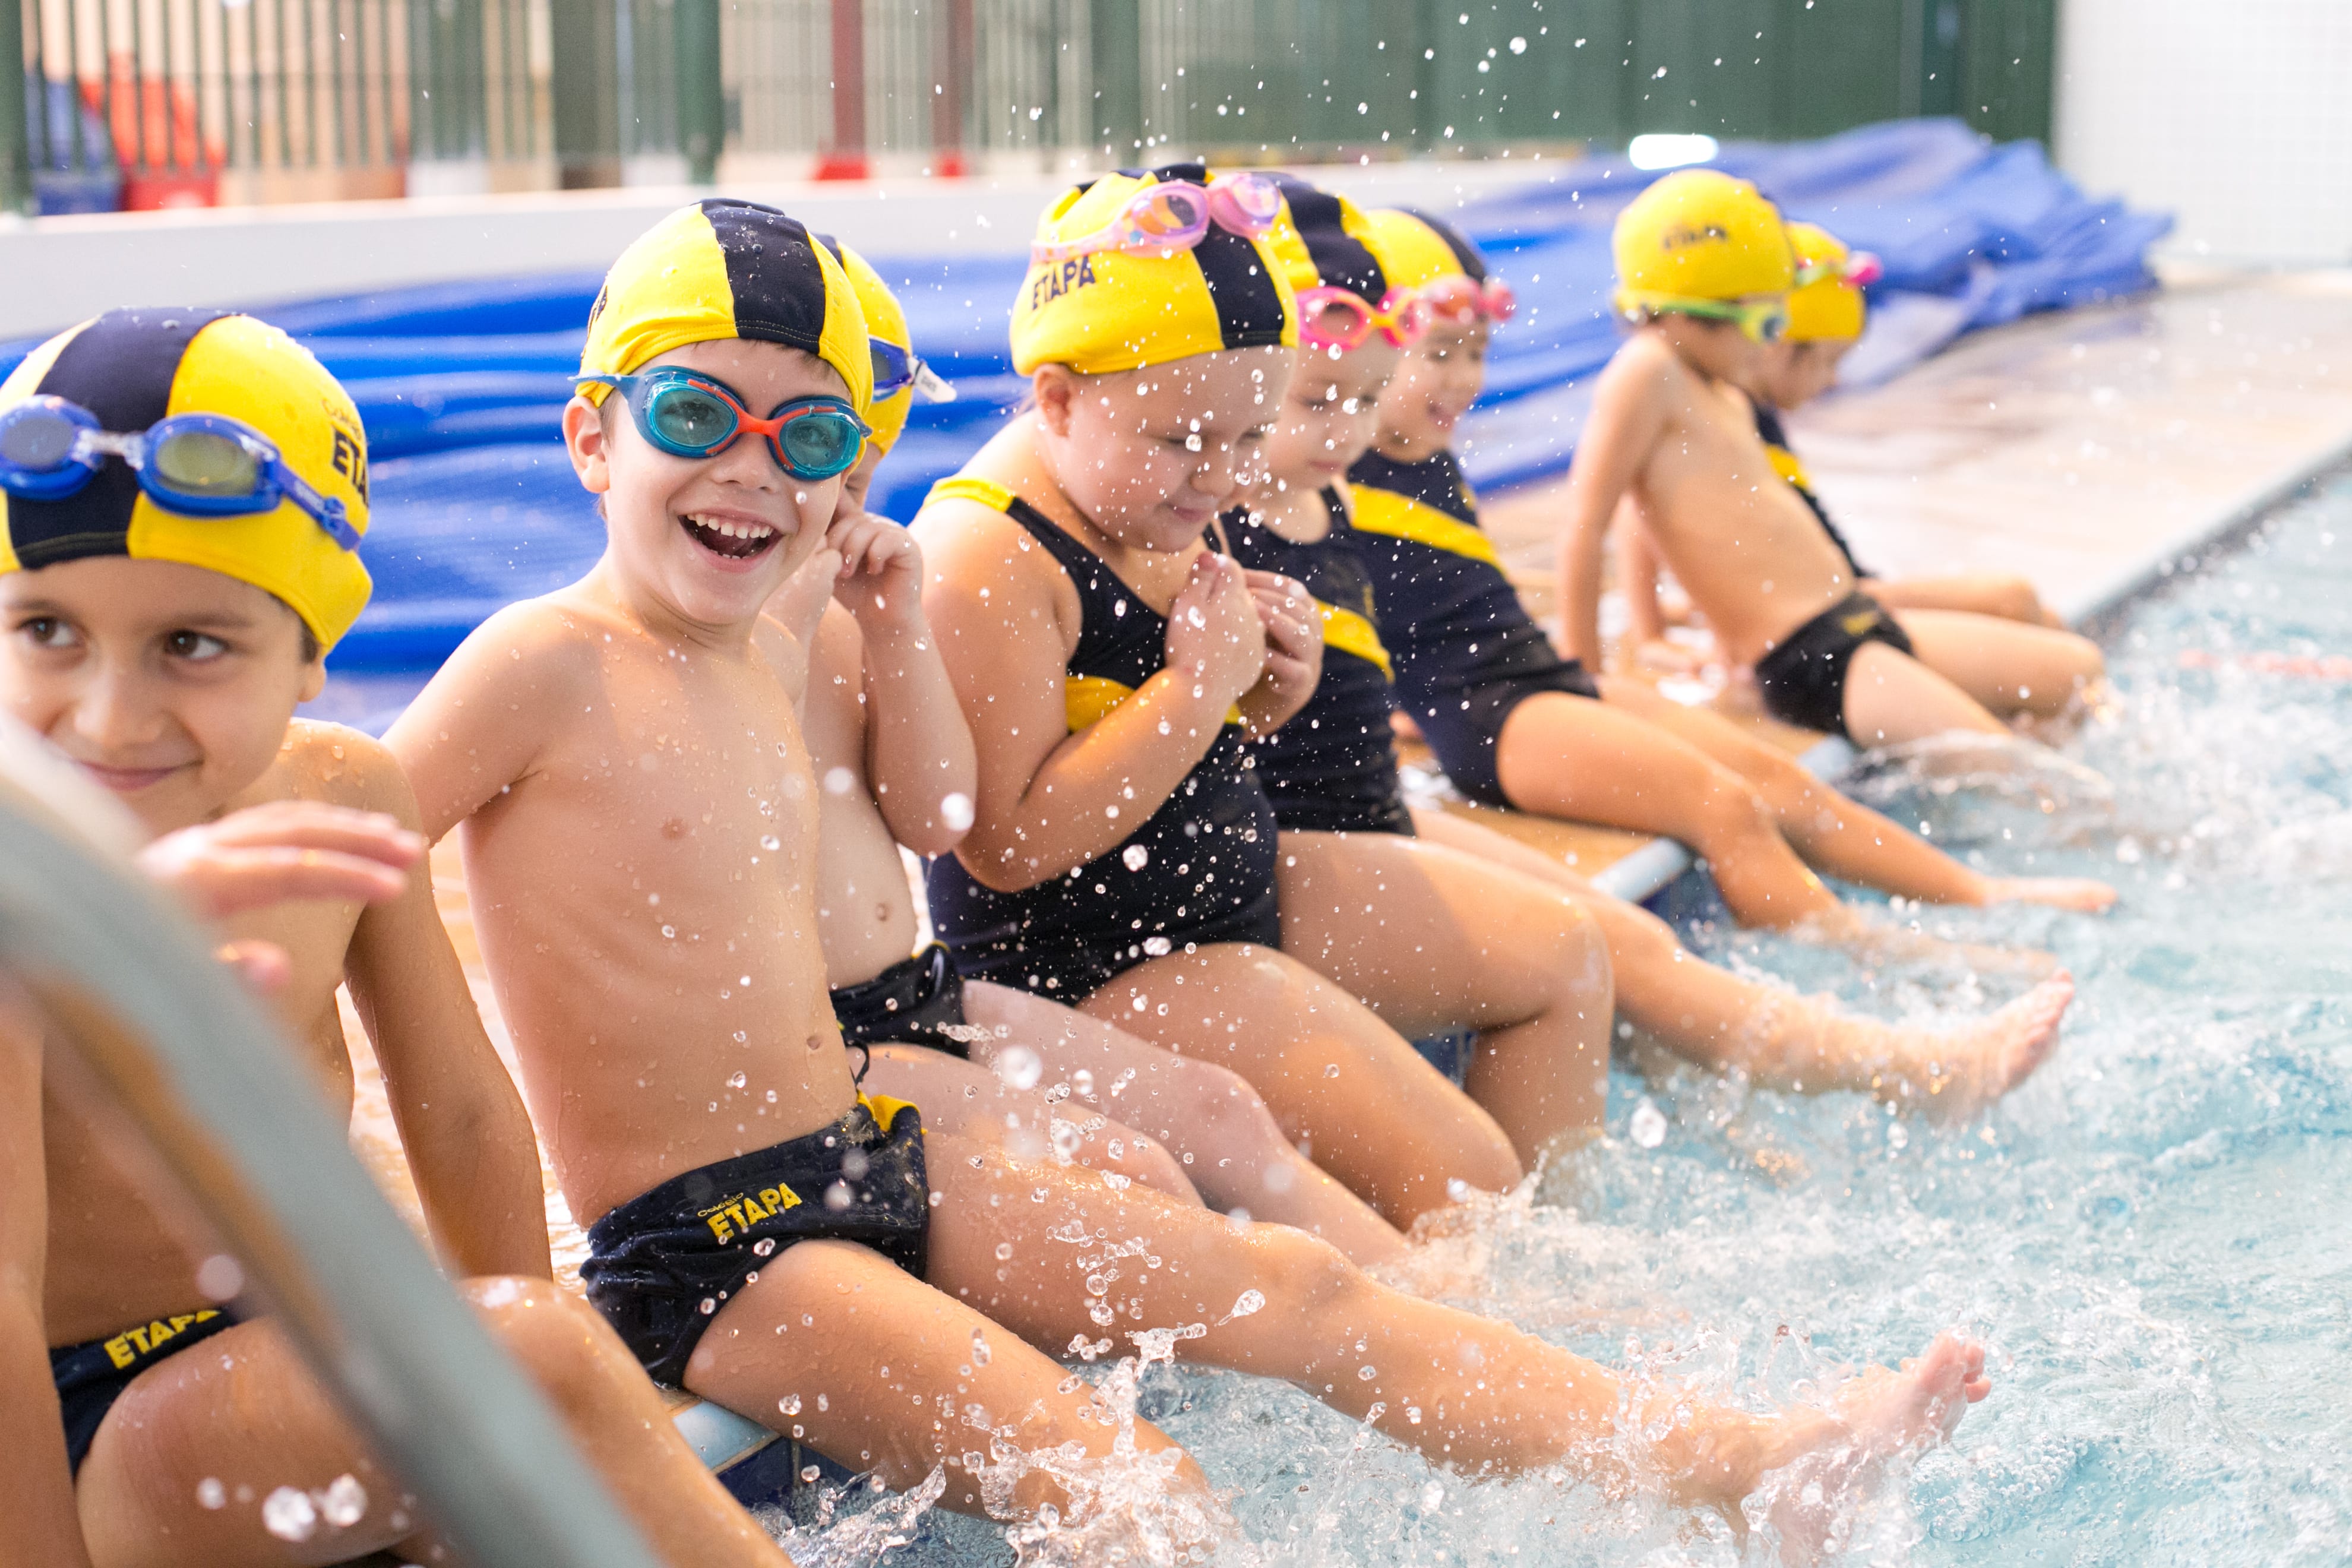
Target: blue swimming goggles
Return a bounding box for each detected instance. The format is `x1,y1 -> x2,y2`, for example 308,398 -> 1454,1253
0,396 -> 361,550
579,368 -> 873,480
868,340 -> 956,404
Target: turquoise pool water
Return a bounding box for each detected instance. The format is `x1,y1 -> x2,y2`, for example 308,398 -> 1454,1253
788,479 -> 2351,1565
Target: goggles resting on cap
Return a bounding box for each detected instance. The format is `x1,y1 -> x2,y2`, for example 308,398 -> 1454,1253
1418,274 -> 1516,325
1619,290 -> 1790,344
1794,249 -> 1884,290
870,340 -> 956,404
1030,173 -> 1285,264
580,369 -> 871,480
0,396 -> 360,549
1297,286 -> 1431,352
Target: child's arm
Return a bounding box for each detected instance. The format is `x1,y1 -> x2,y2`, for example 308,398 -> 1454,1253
0,1005 -> 96,1568
1557,343 -> 1676,666
385,603 -> 585,845
830,513 -> 977,856
1613,504 -> 1709,674
918,504 -> 1264,893
1235,568 -> 1323,739
336,736 -> 552,1281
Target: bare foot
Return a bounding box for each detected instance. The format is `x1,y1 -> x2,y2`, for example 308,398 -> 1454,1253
1887,973 -> 2073,1118
1655,1332 -> 1987,1535
1979,874 -> 2117,913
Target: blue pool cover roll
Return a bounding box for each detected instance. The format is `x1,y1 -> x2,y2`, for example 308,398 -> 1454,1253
0,119 -> 2167,681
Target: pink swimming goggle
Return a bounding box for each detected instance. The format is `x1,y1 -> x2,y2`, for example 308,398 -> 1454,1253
1797,250 -> 1885,289
1295,286 -> 1433,352
1030,172 -> 1285,264
1417,273 -> 1517,325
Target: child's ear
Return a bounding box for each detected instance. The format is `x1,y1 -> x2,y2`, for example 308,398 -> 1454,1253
299,652 -> 328,704
561,394 -> 615,495
1032,366 -> 1078,437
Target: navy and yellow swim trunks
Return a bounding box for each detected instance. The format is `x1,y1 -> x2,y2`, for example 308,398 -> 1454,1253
581,1096 -> 930,1386
1752,591 -> 1915,739
830,943 -> 979,1058
52,1305 -> 241,1475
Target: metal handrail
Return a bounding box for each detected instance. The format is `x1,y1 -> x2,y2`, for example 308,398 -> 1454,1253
0,718 -> 662,1568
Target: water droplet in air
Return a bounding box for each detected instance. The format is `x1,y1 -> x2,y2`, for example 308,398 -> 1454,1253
1358,1364 -> 1377,1380
1219,1289 -> 1266,1323
1420,1480 -> 1444,1510
779,1393 -> 802,1415
995,1044 -> 1044,1091
261,1487 -> 318,1542
699,1297 -> 718,1314
661,925 -> 677,939
1123,844 -> 1150,871
941,792 -> 975,830
727,1071 -> 748,1089
971,1327 -> 993,1365
753,1237 -> 776,1256
1324,1062 -> 1340,1077
823,766 -> 858,795
195,1253 -> 244,1302
196,1477 -> 226,1510
824,1181 -> 854,1210
318,1475 -> 368,1528
842,1148 -> 871,1180
1629,1097 -> 1667,1149
760,834 -> 780,851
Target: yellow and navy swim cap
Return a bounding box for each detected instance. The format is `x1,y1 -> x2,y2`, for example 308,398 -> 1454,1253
1010,163 -> 1298,377
581,198 -> 873,415
1260,175 -> 1390,299
1359,206 -> 1488,293
816,234 -> 914,455
0,309 -> 373,650
1784,221 -> 1866,343
1613,169 -> 1794,309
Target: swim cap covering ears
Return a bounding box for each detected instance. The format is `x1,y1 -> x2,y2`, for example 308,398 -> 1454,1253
1783,222 -> 1867,343
0,309 -> 374,650
580,199 -> 873,415
1613,169 -> 1795,309
817,235 -> 915,454
1010,163 -> 1298,377
1359,207 -> 1488,292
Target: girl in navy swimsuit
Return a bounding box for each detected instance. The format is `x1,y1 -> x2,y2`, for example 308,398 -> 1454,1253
913,163 -> 1526,1229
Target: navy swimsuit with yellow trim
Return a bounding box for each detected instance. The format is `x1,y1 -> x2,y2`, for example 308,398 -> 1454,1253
1225,489 -> 1414,836
1753,399 -> 1873,580
922,478 -> 1283,1000
1343,448 -> 1598,805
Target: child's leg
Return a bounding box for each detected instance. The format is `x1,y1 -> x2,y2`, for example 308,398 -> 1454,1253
1075,946 -> 1522,1228
1409,807 -> 2073,1112
1842,641 -> 2013,745
1870,574 -> 2063,628
1276,830 -> 1612,1165
959,980 -> 1407,1266
1490,692 -> 1848,930
1596,675 -> 2114,913
1892,609 -> 2106,719
926,1130 -> 1990,1513
77,1278 -> 788,1568
860,1042 -> 1202,1203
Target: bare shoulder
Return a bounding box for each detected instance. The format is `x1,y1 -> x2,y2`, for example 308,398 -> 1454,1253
267,721 -> 425,826
809,602 -> 865,697
1598,330 -> 1689,400
912,493 -> 1074,624
459,593 -> 611,690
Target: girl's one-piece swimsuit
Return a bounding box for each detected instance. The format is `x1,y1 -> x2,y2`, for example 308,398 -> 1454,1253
1342,447 -> 1599,805
922,476 -> 1283,1001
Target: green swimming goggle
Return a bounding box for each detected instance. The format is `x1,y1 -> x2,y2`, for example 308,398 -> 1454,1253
1619,290 -> 1791,344
580,368 -> 871,480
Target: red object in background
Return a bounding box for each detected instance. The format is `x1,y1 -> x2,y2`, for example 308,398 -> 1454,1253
820,0 -> 867,181
813,151 -> 871,181
83,55 -> 223,208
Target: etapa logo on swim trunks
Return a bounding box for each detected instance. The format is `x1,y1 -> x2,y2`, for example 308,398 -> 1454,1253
104,1310 -> 222,1369
1030,255 -> 1101,310
699,1183 -> 804,1244
1841,608 -> 1883,636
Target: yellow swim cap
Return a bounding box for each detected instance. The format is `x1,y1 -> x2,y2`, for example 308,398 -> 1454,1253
0,309 -> 373,650
1010,163 -> 1297,377
581,199 -> 872,415
815,235 -> 914,456
1260,175 -> 1392,299
1359,207 -> 1488,292
1784,222 -> 1868,343
1612,169 -> 1795,313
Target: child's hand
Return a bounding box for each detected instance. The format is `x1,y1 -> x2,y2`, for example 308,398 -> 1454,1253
827,510 -> 927,636
1165,553 -> 1267,708
138,800 -> 423,918
1241,568 -> 1323,734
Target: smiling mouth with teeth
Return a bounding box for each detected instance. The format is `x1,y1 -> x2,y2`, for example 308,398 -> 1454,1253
680,511 -> 783,560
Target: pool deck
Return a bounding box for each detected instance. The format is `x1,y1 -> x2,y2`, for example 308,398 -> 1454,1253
373,265 -> 2352,1452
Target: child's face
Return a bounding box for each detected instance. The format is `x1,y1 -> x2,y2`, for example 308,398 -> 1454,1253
1264,340 -> 1402,489
1376,318 -> 1489,458
1756,339 -> 1851,409
1036,346 -> 1294,553
564,339 -> 844,633
0,557 -> 323,833
1653,308 -> 1769,385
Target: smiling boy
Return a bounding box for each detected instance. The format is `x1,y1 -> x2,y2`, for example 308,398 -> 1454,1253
0,308 -> 796,1568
